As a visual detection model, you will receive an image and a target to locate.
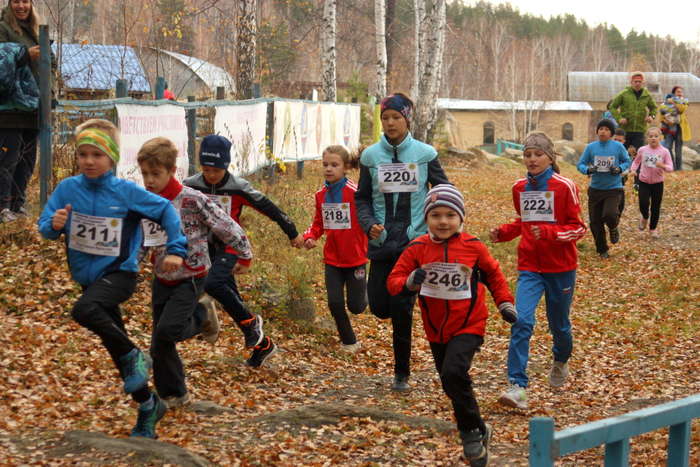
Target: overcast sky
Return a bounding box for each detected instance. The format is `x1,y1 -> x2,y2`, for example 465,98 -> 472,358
473,0 -> 700,45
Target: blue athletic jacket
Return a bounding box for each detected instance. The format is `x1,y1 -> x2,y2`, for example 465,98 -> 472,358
577,140 -> 631,190
355,132 -> 449,261
38,171 -> 187,286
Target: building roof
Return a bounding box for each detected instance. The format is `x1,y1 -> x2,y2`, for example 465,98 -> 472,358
155,49 -> 234,93
51,44 -> 151,93
568,72 -> 700,103
437,99 -> 592,111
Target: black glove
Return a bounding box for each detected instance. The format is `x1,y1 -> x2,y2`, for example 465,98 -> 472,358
587,166 -> 597,175
498,302 -> 518,324
610,166 -> 622,175
406,268 -> 427,290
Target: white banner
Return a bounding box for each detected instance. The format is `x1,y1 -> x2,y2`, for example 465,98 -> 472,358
273,101 -> 361,162
116,104 -> 189,184
214,103 -> 268,175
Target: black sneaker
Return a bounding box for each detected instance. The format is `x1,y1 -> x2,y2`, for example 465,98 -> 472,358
246,337 -> 278,368
609,227 -> 620,244
240,314 -> 264,348
130,394 -> 167,438
461,424 -> 492,466
391,374 -> 410,392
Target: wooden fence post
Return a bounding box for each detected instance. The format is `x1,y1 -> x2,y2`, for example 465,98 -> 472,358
186,96 -> 197,176
38,25 -> 52,207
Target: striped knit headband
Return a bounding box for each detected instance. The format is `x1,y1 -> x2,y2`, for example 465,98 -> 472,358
424,184 -> 465,221
76,128 -> 120,164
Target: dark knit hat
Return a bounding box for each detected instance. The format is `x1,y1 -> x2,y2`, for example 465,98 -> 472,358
424,184 -> 465,222
199,135 -> 231,169
597,119 -> 616,135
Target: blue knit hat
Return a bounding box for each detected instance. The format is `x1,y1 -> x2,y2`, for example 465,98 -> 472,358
199,135 -> 232,169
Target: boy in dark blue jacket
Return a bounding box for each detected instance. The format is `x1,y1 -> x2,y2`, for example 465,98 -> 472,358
38,119 -> 187,439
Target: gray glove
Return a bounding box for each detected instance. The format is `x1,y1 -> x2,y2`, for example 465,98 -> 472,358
406,268 -> 426,291
587,166 -> 598,175
498,302 -> 518,324
610,166 -> 622,175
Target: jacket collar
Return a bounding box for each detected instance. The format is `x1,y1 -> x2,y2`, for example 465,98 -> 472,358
80,170 -> 114,186
526,166 -> 554,191
159,177 -> 183,201
379,131 -> 413,155
324,177 -> 347,203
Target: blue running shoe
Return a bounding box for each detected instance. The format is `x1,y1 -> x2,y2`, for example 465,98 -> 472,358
119,348 -> 150,394
130,394 -> 167,439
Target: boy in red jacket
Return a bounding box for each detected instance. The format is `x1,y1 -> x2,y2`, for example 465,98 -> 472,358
388,184 -> 516,466
490,132 -> 586,410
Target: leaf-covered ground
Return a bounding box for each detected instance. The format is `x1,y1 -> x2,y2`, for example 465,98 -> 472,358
0,160 -> 698,466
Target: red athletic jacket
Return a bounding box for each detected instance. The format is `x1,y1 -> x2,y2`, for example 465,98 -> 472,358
387,232 -> 513,343
303,178 -> 368,268
495,168 -> 586,273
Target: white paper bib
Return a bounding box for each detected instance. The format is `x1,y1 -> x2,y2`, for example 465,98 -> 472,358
644,154 -> 661,168
142,219 -> 167,247
69,212 -> 123,256
520,191 -> 555,222
378,163 -> 419,193
322,202 -> 351,230
593,156 -> 615,172
420,262 -> 471,300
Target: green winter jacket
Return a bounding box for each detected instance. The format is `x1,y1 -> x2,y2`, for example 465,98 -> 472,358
609,86 -> 657,134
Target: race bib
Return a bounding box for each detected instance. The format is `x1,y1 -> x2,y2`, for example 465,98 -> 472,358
520,191 -> 555,222
142,219 -> 167,247
378,163 -> 419,193
644,154 -> 660,168
322,202 -> 351,230
206,194 -> 232,214
420,262 -> 471,300
593,156 -> 615,172
69,212 -> 122,256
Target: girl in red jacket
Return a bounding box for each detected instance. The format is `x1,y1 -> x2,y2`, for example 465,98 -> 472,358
303,145 -> 368,352
490,132 -> 586,411
387,184 -> 516,466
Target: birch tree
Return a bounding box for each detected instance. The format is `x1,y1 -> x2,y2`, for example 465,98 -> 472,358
412,0 -> 446,144
373,0 -> 387,99
237,0 -> 257,99
320,0 -> 336,102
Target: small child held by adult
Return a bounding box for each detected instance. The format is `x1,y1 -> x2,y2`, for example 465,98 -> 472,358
630,127 -> 674,238
302,145 -> 367,352
659,87 -> 689,170
577,119 -> 630,258
492,132 -> 586,410
137,137 -> 254,409
38,119 -> 187,438
387,185 -> 516,466
184,135 -> 299,366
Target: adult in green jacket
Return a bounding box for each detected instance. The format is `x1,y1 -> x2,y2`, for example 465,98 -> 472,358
609,71 -> 657,152
0,0 -> 49,222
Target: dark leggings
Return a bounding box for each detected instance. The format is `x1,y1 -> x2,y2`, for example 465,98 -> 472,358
324,264 -> 368,345
638,181 -> 664,230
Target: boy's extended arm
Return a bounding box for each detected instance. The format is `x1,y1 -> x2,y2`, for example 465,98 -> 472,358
37,184 -> 65,239
128,185 -> 187,258
386,242 -> 421,296
427,157 -> 450,186
494,187 -> 523,242
576,146 -> 592,174
609,93 -> 623,122
619,144 -> 631,171
355,163 -> 379,233
234,177 -> 299,239
200,196 -> 253,265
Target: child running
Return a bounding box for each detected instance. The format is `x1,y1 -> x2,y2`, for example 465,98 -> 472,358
355,92 -> 450,392
38,119 -> 187,438
387,184 -> 516,466
184,135 -> 300,366
630,127 -> 673,238
137,137 -> 253,408
491,132 -> 586,410
577,119 -> 630,258
302,145 -> 368,352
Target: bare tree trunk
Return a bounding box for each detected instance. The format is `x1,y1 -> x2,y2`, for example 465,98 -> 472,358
412,0 -> 445,144
237,0 -> 257,99
373,0 -> 387,99
320,0 -> 337,102
410,0 -> 426,100
385,0 -> 396,87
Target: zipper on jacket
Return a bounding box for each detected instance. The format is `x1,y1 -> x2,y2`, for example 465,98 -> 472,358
438,240 -> 451,343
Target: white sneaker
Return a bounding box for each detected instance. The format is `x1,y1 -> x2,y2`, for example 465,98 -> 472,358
498,384 -> 528,410
340,342 -> 361,353
0,208 -> 17,223
638,217 -> 647,231
650,229 -> 660,238
549,361 -> 569,388
199,295 -> 220,344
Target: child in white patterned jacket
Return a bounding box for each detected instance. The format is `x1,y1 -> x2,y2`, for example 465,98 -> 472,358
137,137 -> 253,412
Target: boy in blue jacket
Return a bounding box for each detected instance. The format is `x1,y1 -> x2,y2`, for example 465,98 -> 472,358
577,119 -> 631,258
38,119 -> 187,439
